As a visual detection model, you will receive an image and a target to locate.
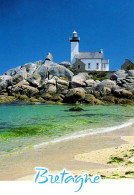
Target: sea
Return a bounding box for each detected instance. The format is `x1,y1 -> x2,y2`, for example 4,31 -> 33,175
0,103 -> 134,154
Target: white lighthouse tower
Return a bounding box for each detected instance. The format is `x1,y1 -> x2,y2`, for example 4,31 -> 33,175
70,30 -> 80,65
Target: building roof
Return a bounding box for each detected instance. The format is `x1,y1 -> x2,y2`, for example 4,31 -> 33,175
121,59 -> 133,70
75,51 -> 103,59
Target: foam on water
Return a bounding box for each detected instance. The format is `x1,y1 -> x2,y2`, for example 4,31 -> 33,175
34,118 -> 134,148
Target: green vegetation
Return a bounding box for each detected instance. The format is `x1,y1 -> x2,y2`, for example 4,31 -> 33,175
92,72 -> 109,81
129,149 -> 134,152
59,76 -> 69,81
125,161 -> 134,165
112,174 -> 119,176
92,75 -> 109,81
125,64 -> 134,70
123,154 -> 129,158
26,67 -> 29,72
68,67 -> 75,73
100,175 -> 106,178
125,171 -> 134,175
68,106 -> 84,111
119,176 -> 126,178
0,123 -> 59,139
107,156 -> 124,164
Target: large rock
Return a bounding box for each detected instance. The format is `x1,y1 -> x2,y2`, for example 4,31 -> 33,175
71,73 -> 90,88
84,94 -> 95,104
39,92 -> 52,100
45,52 -> 53,61
36,61 -> 73,81
85,79 -> 97,87
25,61 -> 42,77
42,84 -> 56,94
0,75 -> 12,91
59,61 -> 71,68
101,96 -> 115,103
96,79 -> 116,91
128,70 -> 134,77
27,73 -> 41,87
56,78 -> 69,93
11,81 -> 39,97
113,89 -> 133,98
0,95 -> 16,104
101,87 -> 111,95
64,87 -> 85,103
56,78 -> 69,86
3,66 -> 22,76
111,70 -> 127,81
84,94 -> 104,105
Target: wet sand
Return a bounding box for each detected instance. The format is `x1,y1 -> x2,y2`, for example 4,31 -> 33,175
0,124 -> 134,180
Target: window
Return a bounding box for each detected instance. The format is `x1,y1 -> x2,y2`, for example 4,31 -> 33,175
88,63 -> 91,69
104,64 -> 106,69
78,65 -> 80,69
96,63 -> 99,69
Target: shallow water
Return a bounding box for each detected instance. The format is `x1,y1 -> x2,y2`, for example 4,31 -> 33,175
0,103 -> 134,154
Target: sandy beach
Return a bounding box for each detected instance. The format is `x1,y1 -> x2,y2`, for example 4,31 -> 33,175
0,123 -> 134,181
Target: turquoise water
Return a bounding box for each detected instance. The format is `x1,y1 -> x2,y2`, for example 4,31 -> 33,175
0,104 -> 134,154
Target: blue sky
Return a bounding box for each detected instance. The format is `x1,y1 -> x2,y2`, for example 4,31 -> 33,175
0,0 -> 134,74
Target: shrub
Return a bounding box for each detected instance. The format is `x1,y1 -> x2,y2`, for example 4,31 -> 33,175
125,64 -> 134,70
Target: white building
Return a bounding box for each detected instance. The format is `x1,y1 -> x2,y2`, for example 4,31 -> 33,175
70,31 -> 109,71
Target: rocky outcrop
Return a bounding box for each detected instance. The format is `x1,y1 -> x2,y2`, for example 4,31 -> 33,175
1,54 -> 134,105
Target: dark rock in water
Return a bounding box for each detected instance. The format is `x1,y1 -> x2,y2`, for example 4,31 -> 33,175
68,106 -> 84,111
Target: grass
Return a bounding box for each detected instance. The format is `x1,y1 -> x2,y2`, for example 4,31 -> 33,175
92,75 -> 109,81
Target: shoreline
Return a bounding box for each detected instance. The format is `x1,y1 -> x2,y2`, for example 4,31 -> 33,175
0,122 -> 134,181
33,117 -> 134,148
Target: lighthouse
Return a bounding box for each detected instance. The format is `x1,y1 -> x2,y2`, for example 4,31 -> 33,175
70,30 -> 80,65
